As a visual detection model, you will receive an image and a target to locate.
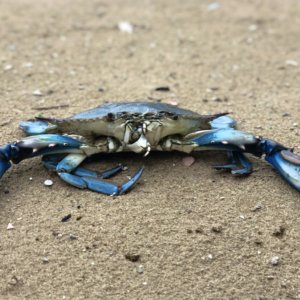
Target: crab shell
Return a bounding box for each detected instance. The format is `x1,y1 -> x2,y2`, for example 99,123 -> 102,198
36,102 -> 227,154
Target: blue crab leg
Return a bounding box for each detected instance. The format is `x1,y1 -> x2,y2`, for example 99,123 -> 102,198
43,155 -> 125,179
260,139 -> 300,192
0,134 -> 83,178
190,128 -> 300,192
0,134 -> 144,195
213,151 -> 252,175
210,115 -> 250,173
0,145 -> 12,178
53,154 -> 143,195
58,165 -> 144,195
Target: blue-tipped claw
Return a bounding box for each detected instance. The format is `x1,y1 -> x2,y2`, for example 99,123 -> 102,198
118,167 -> 144,195
58,167 -> 144,195
265,149 -> 300,192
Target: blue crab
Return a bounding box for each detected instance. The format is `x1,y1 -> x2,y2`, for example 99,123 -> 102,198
1,102 -> 300,195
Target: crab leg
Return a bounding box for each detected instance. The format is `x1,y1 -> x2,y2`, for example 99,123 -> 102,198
213,151 -> 253,175
43,156 -> 125,179
0,134 -> 143,195
57,167 -> 144,195
209,115 -> 253,174
43,154 -> 139,195
189,128 -> 300,192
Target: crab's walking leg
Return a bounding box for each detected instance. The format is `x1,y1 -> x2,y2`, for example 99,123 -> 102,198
163,127 -> 300,192
0,134 -> 143,195
42,154 -> 140,195
209,115 -> 253,174
189,128 -> 300,192
43,156 -> 125,179
213,151 -> 253,175
43,153 -> 143,195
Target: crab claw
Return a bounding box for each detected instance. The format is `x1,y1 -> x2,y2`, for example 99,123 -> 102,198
261,139 -> 300,192
0,134 -> 83,181
0,144 -> 12,178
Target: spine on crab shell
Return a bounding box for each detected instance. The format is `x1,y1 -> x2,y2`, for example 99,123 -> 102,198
19,119 -> 57,135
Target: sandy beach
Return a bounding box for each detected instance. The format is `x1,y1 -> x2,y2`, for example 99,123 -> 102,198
0,0 -> 300,299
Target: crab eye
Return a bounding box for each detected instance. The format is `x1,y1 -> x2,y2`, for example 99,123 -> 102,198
106,113 -> 115,121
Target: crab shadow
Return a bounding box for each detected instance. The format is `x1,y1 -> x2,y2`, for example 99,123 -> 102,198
85,150 -> 250,182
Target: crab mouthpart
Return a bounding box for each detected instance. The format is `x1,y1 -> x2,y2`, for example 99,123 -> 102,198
125,134 -> 151,156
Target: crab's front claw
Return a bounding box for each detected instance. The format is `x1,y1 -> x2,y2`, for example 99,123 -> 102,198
261,139 -> 300,192
0,144 -> 12,178
0,134 -> 84,181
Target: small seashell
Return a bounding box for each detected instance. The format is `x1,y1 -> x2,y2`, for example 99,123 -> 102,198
3,64 -> 13,71
167,101 -> 178,106
285,60 -> 298,67
33,89 -> 43,96
7,223 -> 14,230
44,179 -> 53,186
118,21 -> 134,33
182,156 -> 195,167
271,256 -> 280,265
248,24 -> 258,31
207,2 -> 220,11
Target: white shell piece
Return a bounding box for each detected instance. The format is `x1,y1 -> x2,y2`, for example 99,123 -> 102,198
44,179 -> 53,186
7,223 -> 14,230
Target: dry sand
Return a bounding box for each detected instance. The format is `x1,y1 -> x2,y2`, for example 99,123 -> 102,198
0,0 -> 300,299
